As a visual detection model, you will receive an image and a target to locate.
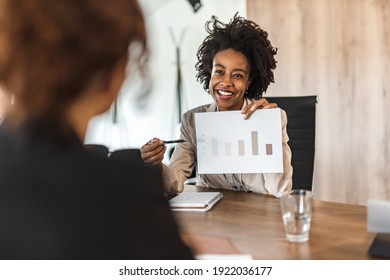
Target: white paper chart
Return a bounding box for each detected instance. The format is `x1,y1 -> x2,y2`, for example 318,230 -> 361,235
195,108 -> 283,174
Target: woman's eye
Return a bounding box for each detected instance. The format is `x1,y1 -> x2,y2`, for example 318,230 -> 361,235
233,74 -> 243,79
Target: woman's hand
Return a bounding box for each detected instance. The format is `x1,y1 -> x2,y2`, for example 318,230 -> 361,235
241,98 -> 277,120
140,138 -> 166,168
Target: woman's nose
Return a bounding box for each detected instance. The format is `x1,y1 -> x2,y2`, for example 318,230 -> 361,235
220,78 -> 232,87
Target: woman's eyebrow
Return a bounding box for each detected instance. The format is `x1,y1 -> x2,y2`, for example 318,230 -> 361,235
214,64 -> 248,74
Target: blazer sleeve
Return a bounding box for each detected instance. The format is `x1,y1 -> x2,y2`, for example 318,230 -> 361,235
162,110 -> 197,195
263,109 -> 293,197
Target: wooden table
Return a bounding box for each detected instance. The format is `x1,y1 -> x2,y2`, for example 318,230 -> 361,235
173,186 -> 378,259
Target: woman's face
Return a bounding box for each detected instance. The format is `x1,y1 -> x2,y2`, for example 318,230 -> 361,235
209,48 -> 251,111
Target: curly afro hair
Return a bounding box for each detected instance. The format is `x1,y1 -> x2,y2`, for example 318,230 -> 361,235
195,13 -> 277,100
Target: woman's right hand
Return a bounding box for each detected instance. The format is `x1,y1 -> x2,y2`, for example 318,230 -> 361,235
140,138 -> 166,167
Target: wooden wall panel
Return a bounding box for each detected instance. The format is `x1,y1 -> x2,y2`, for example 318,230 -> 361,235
247,0 -> 390,205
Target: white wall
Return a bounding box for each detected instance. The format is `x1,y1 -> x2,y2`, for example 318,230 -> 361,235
84,0 -> 246,152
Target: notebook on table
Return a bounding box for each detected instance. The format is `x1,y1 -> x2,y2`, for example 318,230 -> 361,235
169,192 -> 223,212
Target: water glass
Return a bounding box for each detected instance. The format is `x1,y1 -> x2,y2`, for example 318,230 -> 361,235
280,189 -> 312,242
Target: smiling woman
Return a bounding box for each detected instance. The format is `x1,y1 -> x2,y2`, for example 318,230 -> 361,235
140,13 -> 293,197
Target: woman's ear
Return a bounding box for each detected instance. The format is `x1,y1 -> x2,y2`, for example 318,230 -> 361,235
247,79 -> 252,91
80,56 -> 128,116
0,85 -> 13,118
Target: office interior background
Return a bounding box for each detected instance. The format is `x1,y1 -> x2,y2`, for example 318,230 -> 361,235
84,0 -> 390,206
0,0 -> 388,206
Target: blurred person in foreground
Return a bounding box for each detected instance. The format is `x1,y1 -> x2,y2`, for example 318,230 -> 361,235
0,0 -> 193,259
141,14 -> 292,197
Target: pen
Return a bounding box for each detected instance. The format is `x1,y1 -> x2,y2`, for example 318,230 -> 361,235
163,139 -> 186,144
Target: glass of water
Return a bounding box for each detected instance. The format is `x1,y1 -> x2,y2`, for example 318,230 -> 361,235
280,189 -> 313,242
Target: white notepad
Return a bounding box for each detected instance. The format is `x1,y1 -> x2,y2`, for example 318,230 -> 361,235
169,192 -> 223,212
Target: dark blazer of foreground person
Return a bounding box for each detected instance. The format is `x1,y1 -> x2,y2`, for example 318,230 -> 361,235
0,120 -> 193,259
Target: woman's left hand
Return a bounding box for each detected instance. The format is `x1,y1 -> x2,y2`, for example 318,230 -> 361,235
241,98 -> 277,120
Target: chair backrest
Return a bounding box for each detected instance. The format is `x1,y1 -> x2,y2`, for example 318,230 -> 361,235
168,146 -> 197,181
84,144 -> 110,158
109,148 -> 144,165
265,95 -> 317,191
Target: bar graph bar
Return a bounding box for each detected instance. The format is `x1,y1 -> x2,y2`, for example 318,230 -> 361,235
224,143 -> 232,156
266,144 -> 273,155
251,131 -> 259,155
212,137 -> 218,157
238,140 -> 245,156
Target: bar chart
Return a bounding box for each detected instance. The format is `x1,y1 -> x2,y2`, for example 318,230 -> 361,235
195,109 -> 283,174
210,131 -> 273,157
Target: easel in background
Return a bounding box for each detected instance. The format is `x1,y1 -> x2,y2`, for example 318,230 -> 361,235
169,27 -> 187,124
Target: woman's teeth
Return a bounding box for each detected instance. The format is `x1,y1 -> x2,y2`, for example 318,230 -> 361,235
218,90 -> 233,96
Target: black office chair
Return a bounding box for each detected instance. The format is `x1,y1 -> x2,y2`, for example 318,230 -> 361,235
84,144 -> 110,158
109,148 -> 144,165
266,95 -> 317,191
168,146 -> 197,184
